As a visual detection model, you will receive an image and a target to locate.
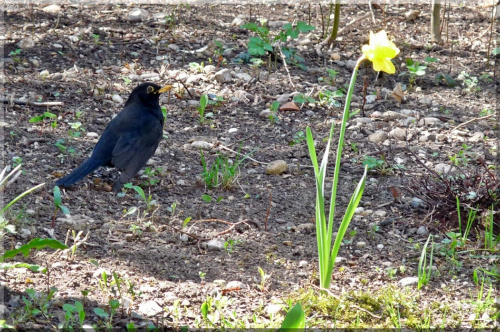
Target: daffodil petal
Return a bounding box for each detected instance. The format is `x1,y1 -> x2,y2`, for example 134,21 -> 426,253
376,45 -> 400,59
372,58 -> 396,74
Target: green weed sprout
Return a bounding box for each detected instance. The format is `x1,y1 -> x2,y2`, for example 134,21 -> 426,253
307,30 -> 399,289
198,94 -> 208,124
418,234 -> 434,289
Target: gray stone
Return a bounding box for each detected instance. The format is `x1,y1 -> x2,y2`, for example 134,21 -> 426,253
265,160 -> 288,175
17,37 -> 35,50
417,226 -> 429,235
233,72 -> 252,82
356,241 -> 366,248
112,94 -> 124,104
419,118 -> 442,126
276,93 -> 291,104
204,239 -> 225,251
138,301 -> 163,317
365,95 -> 377,104
265,304 -> 285,317
399,277 -> 419,287
389,128 -> 407,140
268,21 -> 289,29
42,4 -> 62,13
368,131 -> 388,144
190,141 -> 213,150
128,8 -> 149,22
203,65 -> 217,74
435,163 -> 455,174
231,14 -> 246,27
185,74 -> 203,84
226,280 -> 246,289
214,69 -> 232,83
382,111 -> 408,120
167,44 -> 180,52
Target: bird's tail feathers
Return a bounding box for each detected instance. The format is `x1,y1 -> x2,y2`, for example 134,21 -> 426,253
55,159 -> 102,187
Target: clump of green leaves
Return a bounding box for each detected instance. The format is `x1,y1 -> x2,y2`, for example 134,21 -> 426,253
189,62 -> 205,73
318,89 -> 344,108
29,111 -> 57,128
457,71 -> 480,93
268,100 -> 280,124
200,149 -> 249,190
242,21 -> 315,69
289,131 -> 306,146
55,139 -> 76,156
404,58 -> 427,86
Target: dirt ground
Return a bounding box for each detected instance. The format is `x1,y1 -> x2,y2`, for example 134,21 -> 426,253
1,2 -> 499,329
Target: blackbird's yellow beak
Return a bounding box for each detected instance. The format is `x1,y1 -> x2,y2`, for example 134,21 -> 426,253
157,85 -> 173,94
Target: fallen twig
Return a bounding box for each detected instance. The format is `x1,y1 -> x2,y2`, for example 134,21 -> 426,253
1,97 -> 64,107
449,113 -> 496,132
277,44 -> 296,91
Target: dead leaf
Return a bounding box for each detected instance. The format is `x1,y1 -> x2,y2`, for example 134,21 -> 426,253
280,101 -> 299,111
392,83 -> 404,104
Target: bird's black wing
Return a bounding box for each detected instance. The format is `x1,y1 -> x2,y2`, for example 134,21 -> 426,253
110,118 -> 163,191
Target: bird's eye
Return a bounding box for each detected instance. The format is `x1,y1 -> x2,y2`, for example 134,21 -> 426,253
147,86 -> 155,93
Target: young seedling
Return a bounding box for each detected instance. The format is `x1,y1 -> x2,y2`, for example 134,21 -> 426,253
52,186 -> 70,228
417,234 -> 434,289
268,101 -> 280,124
197,94 -> 209,124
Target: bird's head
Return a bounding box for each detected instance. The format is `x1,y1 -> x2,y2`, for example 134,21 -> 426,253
126,82 -> 173,107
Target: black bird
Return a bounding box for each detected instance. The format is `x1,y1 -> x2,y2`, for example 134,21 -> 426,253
56,82 -> 173,192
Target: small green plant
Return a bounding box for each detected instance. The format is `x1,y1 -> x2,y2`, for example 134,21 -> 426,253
449,144 -> 473,167
483,208 -> 499,250
123,183 -> 156,213
68,121 -> 85,138
457,71 -> 480,93
269,100 -> 280,124
94,299 -> 120,329
455,196 -> 477,244
200,148 -> 250,190
60,300 -> 85,330
9,48 -> 22,62
55,139 -> 76,155
242,21 -> 314,69
15,287 -> 58,323
197,94 -> 209,124
362,156 -> 391,174
92,34 -> 101,44
479,108 -> 494,117
342,230 -> 357,245
223,239 -> 241,254
29,111 -> 57,124
142,167 -> 163,186
257,266 -> 270,292
289,131 -> 306,146
318,89 -> 344,108
189,62 -> 205,73
53,185 -> 70,218
122,76 -> 132,86
319,68 -> 339,85
418,234 -> 434,289
293,93 -> 315,105
405,58 -> 427,86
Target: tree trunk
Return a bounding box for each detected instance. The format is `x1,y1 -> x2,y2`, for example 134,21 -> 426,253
431,0 -> 442,43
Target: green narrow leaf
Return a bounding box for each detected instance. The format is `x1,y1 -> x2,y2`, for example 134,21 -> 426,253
0,238 -> 68,262
53,186 -> 61,207
201,302 -> 209,319
279,303 -> 305,330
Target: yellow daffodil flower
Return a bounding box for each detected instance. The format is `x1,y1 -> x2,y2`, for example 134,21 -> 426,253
361,30 -> 400,74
